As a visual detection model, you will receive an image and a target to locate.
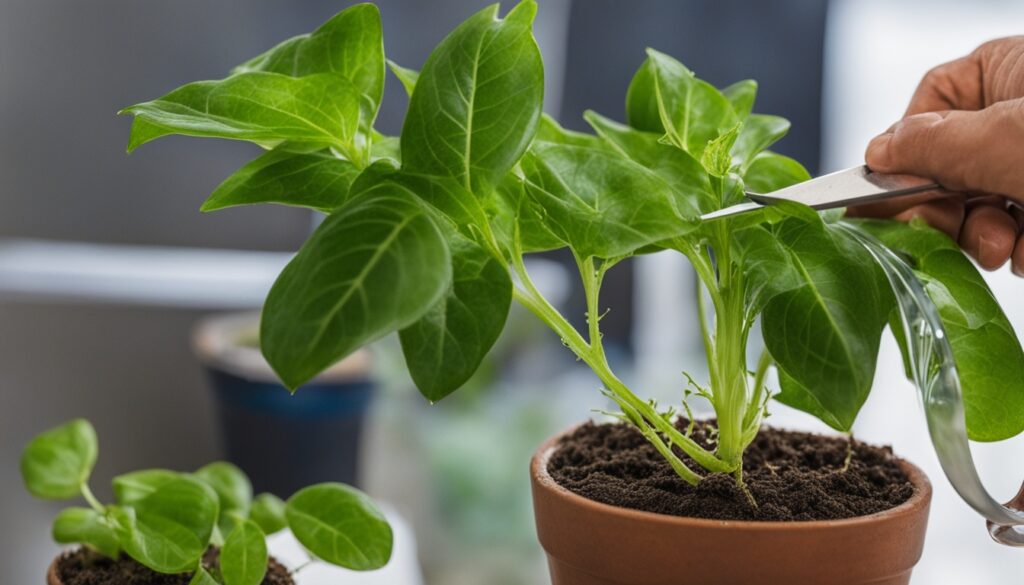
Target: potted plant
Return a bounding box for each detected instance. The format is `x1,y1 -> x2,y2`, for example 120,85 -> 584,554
120,2 -> 1024,584
21,418 -> 393,584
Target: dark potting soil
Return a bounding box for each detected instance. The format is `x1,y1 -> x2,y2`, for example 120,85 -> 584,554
548,419 -> 915,521
54,548 -> 295,585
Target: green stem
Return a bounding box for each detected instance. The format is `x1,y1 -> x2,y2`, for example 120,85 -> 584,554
80,483 -> 105,514
513,253 -> 733,476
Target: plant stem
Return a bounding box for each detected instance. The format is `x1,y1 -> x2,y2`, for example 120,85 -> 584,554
512,253 -> 734,478
80,483 -> 105,514
744,350 -> 773,431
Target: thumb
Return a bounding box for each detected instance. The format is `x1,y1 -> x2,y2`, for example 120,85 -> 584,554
865,100 -> 1024,201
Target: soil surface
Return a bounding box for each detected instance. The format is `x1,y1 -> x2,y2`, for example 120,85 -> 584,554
53,548 -> 295,585
548,419 -> 914,521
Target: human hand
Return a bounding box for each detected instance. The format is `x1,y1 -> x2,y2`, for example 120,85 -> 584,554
847,37 -> 1024,274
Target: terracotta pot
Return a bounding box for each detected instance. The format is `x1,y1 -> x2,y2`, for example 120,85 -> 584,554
531,428 -> 932,585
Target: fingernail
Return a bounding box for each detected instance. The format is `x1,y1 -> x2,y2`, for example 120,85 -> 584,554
865,133 -> 893,169
978,233 -> 1009,270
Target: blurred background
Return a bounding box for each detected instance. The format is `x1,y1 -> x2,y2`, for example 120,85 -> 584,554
2,0 -> 1024,583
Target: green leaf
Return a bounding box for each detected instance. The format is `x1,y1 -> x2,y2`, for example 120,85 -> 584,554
625,54 -> 663,133
536,114 -> 607,149
221,520 -> 268,585
353,171 -> 489,241
743,151 -> 810,194
194,462 -> 253,535
113,469 -> 179,505
203,148 -> 359,213
722,79 -> 757,121
371,134 -> 401,163
636,49 -> 738,158
122,72 -> 361,156
52,507 -> 121,559
386,60 -> 419,97
733,224 -> 803,311
400,232 -> 512,401
520,141 -> 698,259
189,568 -> 220,585
857,218 -> 1024,441
401,1 -> 544,194
286,483 -> 393,571
235,3 -> 386,130
112,476 -> 219,573
21,419 -> 97,500
585,110 -> 715,213
731,114 -> 790,172
760,218 -> 891,431
261,191 -> 451,389
484,172 -> 565,255
250,493 -> 287,535
700,123 -> 741,177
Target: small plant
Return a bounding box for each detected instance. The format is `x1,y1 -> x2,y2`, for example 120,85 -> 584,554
122,1 -> 1024,495
21,419 -> 392,584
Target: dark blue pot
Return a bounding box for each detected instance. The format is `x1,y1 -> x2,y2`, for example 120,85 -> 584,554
194,313 -> 374,498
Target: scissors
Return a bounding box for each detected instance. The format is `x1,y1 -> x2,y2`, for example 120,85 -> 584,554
701,164 -> 1024,545
701,165 -> 940,221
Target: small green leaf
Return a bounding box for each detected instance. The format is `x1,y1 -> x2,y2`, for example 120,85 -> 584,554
401,1 -> 543,193
386,60 -> 419,97
250,493 -> 287,535
112,476 -> 219,573
743,151 -> 810,194
194,462 -> 253,535
286,483 -> 392,571
221,520 -> 268,585
203,148 -> 359,213
521,142 -> 698,259
638,49 -> 738,158
52,507 -> 120,559
113,469 -> 179,505
856,218 -> 1024,441
189,568 -> 220,585
722,79 -> 757,121
700,124 -> 741,177
122,73 -> 361,156
400,232 -> 512,401
261,191 -> 451,389
731,114 -> 790,172
21,419 -> 97,500
235,3 -> 386,132
370,134 -> 401,163
585,110 -> 715,213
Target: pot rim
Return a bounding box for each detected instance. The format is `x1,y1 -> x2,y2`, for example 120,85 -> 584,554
532,422 -> 933,532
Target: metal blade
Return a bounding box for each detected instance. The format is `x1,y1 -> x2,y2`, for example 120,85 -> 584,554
699,201 -> 763,221
749,165 -> 939,210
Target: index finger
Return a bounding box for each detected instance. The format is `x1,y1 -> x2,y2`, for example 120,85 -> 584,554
905,54 -> 985,115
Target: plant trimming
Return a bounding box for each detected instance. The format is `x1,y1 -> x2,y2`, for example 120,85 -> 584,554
21,419 -> 392,584
122,2 -> 1024,495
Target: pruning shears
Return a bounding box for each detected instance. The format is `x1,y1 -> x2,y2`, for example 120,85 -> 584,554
700,165 -> 939,221
701,164 -> 1024,546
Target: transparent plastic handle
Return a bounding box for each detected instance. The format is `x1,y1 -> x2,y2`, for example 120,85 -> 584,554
838,223 -> 1024,546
